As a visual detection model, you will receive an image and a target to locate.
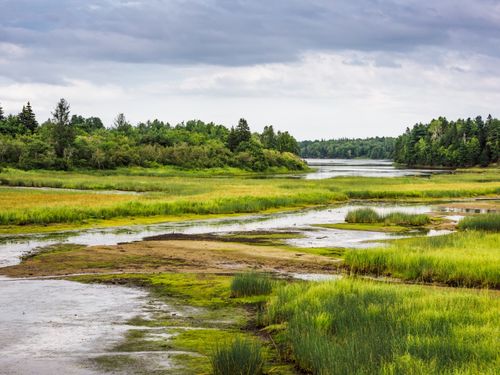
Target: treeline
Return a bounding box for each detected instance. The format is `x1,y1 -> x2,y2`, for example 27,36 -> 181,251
300,137 -> 395,159
394,116 -> 500,167
0,100 -> 305,171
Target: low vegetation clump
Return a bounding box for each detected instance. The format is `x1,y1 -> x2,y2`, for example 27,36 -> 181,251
346,208 -> 431,226
230,272 -> 274,297
264,279 -> 499,375
344,231 -> 500,288
210,338 -> 264,375
458,213 -> 500,232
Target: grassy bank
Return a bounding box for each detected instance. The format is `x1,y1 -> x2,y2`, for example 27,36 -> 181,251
264,278 -> 500,375
0,189 -> 346,225
0,168 -> 499,229
344,231 -> 500,288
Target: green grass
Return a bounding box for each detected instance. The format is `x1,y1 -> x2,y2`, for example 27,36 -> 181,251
0,191 -> 346,225
1,167 -> 499,229
264,278 -> 500,375
230,272 -> 274,297
346,208 -> 431,226
344,231 -> 500,288
211,337 -> 264,375
458,213 -> 500,232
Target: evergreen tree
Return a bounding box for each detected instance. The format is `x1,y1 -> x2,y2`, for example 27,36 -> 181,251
261,125 -> 277,149
227,119 -> 251,151
235,118 -> 251,144
52,98 -> 75,159
0,103 -> 4,122
113,113 -> 132,134
18,102 -> 38,133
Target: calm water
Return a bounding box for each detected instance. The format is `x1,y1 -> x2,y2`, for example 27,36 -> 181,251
0,203 -> 456,374
303,159 -> 454,179
0,203 -> 449,267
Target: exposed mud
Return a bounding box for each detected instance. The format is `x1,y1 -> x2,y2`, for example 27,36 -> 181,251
1,240 -> 340,278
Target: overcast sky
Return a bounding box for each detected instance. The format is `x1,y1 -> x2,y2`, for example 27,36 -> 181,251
1,0 -> 499,140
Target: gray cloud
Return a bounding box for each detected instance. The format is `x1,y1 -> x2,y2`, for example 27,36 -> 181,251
1,0 -> 499,71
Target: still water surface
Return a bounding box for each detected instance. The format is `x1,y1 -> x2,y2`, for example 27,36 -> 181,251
0,203 -> 454,374
302,159 -> 453,179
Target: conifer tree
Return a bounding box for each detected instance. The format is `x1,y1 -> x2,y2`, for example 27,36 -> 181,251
18,102 -> 38,133
52,98 -> 75,158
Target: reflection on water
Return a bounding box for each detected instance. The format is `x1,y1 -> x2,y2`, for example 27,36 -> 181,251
302,159 -> 454,179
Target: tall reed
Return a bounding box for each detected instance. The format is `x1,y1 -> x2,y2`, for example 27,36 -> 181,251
211,338 -> 264,375
458,213 -> 500,232
264,279 -> 499,375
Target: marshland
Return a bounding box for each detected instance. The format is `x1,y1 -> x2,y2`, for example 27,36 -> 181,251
2,2 -> 500,372
0,157 -> 499,374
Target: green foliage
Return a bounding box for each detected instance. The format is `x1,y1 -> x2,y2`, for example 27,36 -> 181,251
345,231 -> 500,288
230,272 -> 274,297
18,102 -> 38,133
211,337 -> 264,375
300,137 -> 395,159
0,101 -> 305,172
51,98 -> 75,163
264,279 -> 499,375
458,213 -> 500,232
394,115 -> 500,167
346,208 -> 431,226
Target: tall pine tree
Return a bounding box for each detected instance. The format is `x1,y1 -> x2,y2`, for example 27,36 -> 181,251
52,98 -> 75,159
18,102 -> 38,133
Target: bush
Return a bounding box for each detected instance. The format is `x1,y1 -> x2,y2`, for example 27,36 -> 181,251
211,337 -> 264,375
230,272 -> 273,297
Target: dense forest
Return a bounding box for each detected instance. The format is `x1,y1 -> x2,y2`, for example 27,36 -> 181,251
0,100 -> 305,172
300,137 -> 395,159
394,116 -> 500,167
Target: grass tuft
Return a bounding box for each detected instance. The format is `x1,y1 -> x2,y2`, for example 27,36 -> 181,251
211,337 -> 264,375
346,208 -> 431,226
230,272 -> 274,297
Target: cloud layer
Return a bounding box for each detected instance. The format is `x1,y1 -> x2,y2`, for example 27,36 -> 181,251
1,0 -> 499,138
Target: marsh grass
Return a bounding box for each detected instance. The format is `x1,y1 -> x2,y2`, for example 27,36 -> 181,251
458,213 -> 500,232
0,191 -> 346,225
345,231 -> 500,288
210,337 -> 264,375
230,272 -> 274,297
346,208 -> 431,226
264,279 -> 499,375
2,167 -> 500,227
